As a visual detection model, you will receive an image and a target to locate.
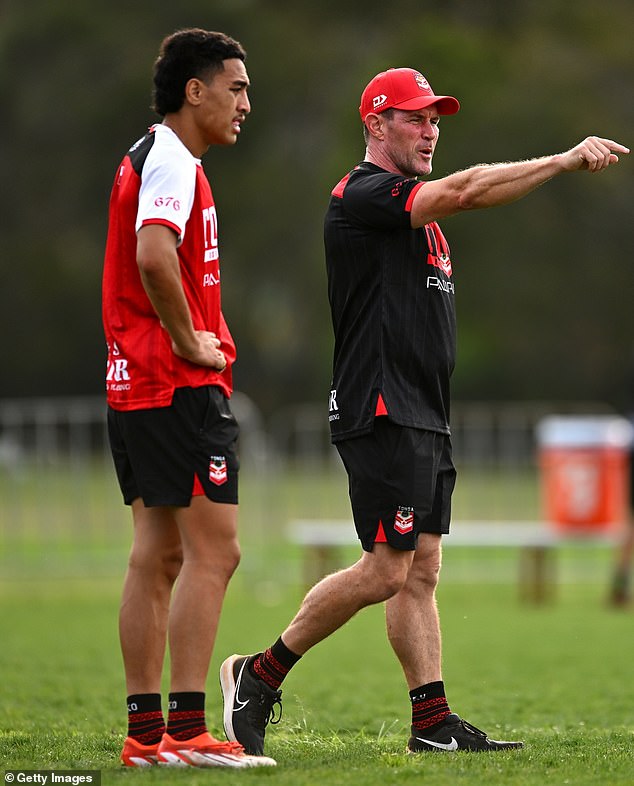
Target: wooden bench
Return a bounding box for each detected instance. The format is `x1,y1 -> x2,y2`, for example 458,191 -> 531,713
288,519 -> 618,604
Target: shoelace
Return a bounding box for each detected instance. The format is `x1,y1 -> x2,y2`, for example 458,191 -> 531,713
267,693 -> 283,726
171,735 -> 246,756
209,739 -> 247,755
249,688 -> 283,728
455,718 -> 488,738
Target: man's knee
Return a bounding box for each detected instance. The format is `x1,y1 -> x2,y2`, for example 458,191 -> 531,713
361,546 -> 412,601
377,570 -> 410,601
128,541 -> 183,584
414,561 -> 441,592
408,536 -> 442,592
187,535 -> 241,582
163,546 -> 184,583
222,538 -> 241,579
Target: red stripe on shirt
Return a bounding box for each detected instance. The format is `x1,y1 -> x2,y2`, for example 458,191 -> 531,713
405,181 -> 425,212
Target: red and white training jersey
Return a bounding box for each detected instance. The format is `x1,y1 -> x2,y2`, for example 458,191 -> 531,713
102,124 -> 236,411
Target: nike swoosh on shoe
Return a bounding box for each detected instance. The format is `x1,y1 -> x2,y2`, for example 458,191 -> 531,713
414,736 -> 458,751
233,659 -> 250,711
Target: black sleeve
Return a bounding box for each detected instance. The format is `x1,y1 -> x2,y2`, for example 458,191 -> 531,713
341,170 -> 423,230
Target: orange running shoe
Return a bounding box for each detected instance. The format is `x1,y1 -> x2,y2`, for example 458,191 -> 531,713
157,731 -> 276,768
120,736 -> 160,766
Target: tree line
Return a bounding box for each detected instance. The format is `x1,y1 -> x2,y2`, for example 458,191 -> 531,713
2,0 -> 633,415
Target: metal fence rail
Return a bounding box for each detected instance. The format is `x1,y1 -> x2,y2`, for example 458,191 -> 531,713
0,395 -> 617,584
0,395 -> 613,469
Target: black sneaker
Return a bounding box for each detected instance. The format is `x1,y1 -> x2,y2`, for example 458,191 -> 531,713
408,713 -> 524,752
220,654 -> 282,755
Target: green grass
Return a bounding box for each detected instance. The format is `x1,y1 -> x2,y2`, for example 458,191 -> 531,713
1,462 -> 632,784
1,574 -> 633,785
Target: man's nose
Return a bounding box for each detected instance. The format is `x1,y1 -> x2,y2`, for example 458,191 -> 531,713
240,94 -> 251,115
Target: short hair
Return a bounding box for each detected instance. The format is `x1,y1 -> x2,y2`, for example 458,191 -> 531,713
152,28 -> 246,116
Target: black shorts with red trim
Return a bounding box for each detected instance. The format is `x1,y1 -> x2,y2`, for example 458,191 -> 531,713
335,418 -> 456,552
107,385 -> 239,507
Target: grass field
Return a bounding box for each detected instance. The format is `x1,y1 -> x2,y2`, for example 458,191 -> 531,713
2,564 -> 633,784
1,463 -> 633,784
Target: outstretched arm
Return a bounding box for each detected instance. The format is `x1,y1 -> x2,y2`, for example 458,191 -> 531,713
410,136 -> 629,228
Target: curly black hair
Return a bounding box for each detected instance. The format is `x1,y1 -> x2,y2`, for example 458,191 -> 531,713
152,28 -> 246,116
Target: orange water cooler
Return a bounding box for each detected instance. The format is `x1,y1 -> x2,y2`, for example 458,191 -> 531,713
537,415 -> 633,535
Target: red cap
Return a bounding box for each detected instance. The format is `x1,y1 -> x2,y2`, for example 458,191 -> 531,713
359,68 -> 460,120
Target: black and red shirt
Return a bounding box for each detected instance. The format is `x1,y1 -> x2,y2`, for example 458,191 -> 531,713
324,161 -> 456,442
102,124 -> 235,411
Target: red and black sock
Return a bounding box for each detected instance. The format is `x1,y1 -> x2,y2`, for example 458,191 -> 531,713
166,691 -> 208,741
410,681 -> 451,734
126,693 -> 165,745
251,637 -> 301,689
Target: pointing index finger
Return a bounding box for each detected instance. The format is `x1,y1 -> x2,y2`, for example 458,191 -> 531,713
604,139 -> 630,154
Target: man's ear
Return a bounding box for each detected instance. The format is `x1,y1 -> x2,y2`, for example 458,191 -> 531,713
365,113 -> 385,140
184,77 -> 204,107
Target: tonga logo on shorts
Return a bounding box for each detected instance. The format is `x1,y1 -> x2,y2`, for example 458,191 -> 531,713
394,506 -> 414,534
208,455 -> 228,485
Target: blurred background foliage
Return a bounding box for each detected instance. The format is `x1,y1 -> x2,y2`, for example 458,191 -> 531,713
1,0 -> 632,416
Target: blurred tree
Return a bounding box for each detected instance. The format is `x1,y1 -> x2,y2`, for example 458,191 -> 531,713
1,0 -> 632,417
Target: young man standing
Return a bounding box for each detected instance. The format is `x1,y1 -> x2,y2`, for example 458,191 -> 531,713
220,67 -> 628,756
102,28 -> 274,769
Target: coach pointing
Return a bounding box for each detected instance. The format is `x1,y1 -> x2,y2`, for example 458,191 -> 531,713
220,67 -> 628,755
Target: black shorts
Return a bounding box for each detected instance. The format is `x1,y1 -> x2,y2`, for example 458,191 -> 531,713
335,418 -> 456,552
107,385 -> 239,507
